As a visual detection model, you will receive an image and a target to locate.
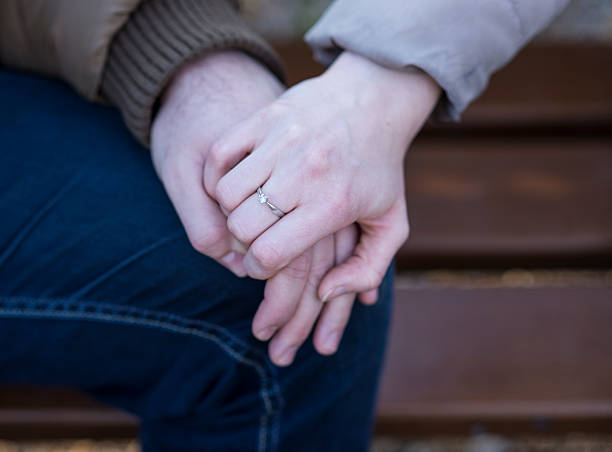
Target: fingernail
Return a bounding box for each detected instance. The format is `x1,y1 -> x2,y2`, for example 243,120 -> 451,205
233,241 -> 248,254
323,331 -> 340,354
321,289 -> 334,303
275,346 -> 297,366
255,326 -> 277,341
322,286 -> 346,302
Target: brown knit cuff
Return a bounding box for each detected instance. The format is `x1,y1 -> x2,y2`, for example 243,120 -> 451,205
100,0 -> 284,147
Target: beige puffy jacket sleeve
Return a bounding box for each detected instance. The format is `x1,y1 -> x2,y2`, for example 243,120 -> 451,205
306,0 -> 571,120
0,0 -> 283,145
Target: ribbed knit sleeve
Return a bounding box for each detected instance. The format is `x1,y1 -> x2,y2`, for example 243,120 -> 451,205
100,0 -> 284,146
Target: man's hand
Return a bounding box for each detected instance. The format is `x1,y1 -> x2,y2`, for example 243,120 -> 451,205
253,225 -> 361,366
151,51 -> 283,275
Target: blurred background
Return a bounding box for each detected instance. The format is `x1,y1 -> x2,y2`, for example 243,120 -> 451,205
1,1 -> 611,451
242,0 -> 612,43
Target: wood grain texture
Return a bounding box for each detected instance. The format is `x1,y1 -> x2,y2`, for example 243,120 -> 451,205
0,387 -> 137,439
400,135 -> 612,268
376,284 -> 612,433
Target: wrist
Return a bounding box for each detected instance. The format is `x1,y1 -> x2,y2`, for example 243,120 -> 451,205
151,50 -> 283,159
323,51 -> 441,143
161,50 -> 284,109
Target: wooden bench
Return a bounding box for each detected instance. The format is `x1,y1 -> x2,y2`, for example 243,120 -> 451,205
1,41 -> 611,440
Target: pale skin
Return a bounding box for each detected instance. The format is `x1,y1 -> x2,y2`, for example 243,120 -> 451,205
152,50 -> 440,367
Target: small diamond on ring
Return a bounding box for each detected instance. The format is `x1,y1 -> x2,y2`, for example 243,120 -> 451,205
257,188 -> 267,204
255,187 -> 285,218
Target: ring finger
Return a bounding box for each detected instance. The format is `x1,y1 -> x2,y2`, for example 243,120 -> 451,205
226,176 -> 296,246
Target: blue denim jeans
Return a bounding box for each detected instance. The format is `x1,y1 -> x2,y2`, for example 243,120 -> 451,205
0,70 -> 393,452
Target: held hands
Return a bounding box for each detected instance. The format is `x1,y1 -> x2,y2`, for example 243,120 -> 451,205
203,52 -> 440,346
153,50 -> 440,366
254,224 -> 363,365
151,51 -> 361,366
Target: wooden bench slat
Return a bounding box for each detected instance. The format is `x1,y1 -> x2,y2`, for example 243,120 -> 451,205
400,136 -> 612,267
376,284 -> 612,430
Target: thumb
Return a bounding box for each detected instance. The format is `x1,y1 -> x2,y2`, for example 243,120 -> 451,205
318,199 -> 409,304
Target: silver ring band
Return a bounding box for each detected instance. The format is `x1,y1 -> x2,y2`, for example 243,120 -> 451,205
257,187 -> 285,218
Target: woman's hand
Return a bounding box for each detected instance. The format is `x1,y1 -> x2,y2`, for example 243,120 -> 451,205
204,51 -> 440,301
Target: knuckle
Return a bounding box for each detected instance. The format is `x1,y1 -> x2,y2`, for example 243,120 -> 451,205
226,214 -> 250,244
392,213 -> 411,246
189,227 -> 224,256
329,185 -> 356,219
321,315 -> 346,335
251,241 -> 282,271
269,303 -> 295,325
399,219 -> 410,243
306,259 -> 332,288
291,325 -> 311,345
208,139 -> 228,167
215,178 -> 233,209
282,255 -> 311,281
256,302 -> 290,329
284,123 -> 307,145
262,104 -> 286,122
365,266 -> 385,290
157,161 -> 181,191
304,146 -> 332,176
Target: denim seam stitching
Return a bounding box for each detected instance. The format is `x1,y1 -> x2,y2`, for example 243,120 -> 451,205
69,231 -> 184,300
0,296 -> 282,452
0,173 -> 81,269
